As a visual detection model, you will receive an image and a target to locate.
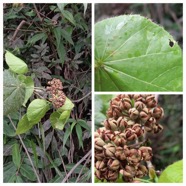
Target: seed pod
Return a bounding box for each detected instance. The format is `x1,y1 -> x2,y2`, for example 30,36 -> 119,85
107,159 -> 120,170
126,148 -> 142,165
136,164 -> 148,178
129,108 -> 139,120
115,146 -> 126,161
151,106 -> 164,120
117,117 -> 128,131
119,98 -> 132,110
105,170 -> 119,182
95,160 -> 106,171
134,101 -> 146,111
95,138 -> 105,151
146,95 -> 157,108
120,165 -> 136,182
153,123 -> 163,134
140,108 -> 150,123
95,169 -> 104,181
95,151 -> 105,161
103,143 -> 116,157
124,128 -> 137,141
132,124 -> 144,137
104,118 -> 118,131
139,146 -> 153,161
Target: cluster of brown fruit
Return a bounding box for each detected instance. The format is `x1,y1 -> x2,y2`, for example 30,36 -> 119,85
46,78 -> 66,109
95,94 -> 164,182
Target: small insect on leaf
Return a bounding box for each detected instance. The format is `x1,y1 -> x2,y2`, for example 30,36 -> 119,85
169,39 -> 174,47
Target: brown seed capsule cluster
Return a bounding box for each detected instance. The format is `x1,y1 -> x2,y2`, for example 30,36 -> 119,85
95,94 -> 164,182
46,78 -> 66,108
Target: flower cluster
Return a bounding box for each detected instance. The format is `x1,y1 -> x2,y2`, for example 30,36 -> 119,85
95,94 -> 164,182
46,78 -> 66,108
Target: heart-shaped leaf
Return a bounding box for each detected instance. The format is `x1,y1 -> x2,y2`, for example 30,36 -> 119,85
18,75 -> 34,106
158,160 -> 183,183
95,15 -> 182,91
5,51 -> 28,74
27,99 -> 49,122
3,70 -> 25,115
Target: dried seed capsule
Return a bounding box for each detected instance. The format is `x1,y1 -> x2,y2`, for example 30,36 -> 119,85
136,164 -> 148,178
119,98 -> 132,110
107,159 -> 120,171
151,106 -> 164,120
134,101 -> 146,111
146,95 -> 157,108
124,128 -> 137,141
104,118 -> 118,131
126,148 -> 142,165
129,108 -> 139,120
140,108 -> 150,123
105,170 -> 119,182
117,117 -> 128,130
103,143 -> 116,157
95,138 -> 105,151
153,123 -> 163,134
139,146 -> 153,161
120,165 -> 136,182
115,146 -> 126,161
95,160 -> 106,171
95,169 -> 104,181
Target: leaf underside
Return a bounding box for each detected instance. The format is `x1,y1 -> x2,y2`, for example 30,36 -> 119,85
95,15 -> 182,91
3,70 -> 25,115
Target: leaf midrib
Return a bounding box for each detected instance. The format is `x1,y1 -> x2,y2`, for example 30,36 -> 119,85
104,65 -> 168,91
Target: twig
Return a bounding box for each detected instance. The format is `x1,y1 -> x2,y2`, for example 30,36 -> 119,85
62,150 -> 91,183
11,20 -> 27,41
76,152 -> 91,182
8,115 -> 41,183
72,92 -> 91,103
33,4 -> 42,22
57,149 -> 68,182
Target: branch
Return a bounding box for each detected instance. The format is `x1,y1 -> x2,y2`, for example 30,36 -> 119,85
62,150 -> 91,183
72,92 -> 91,103
8,115 -> 41,183
33,4 -> 42,22
11,20 -> 27,41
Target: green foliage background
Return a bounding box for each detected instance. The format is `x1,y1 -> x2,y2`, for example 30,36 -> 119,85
3,3 -> 91,183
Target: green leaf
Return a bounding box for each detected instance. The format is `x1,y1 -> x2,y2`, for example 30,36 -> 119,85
75,124 -> 83,149
158,160 -> 183,183
50,111 -> 61,128
20,164 -> 37,181
3,119 -> 16,137
5,51 -> 28,74
57,41 -> 66,65
95,15 -> 182,91
62,10 -> 76,25
53,27 -> 62,48
18,75 -> 34,106
12,143 -> 21,168
58,110 -> 71,129
57,3 -> 68,11
16,176 -> 24,183
57,97 -> 74,112
31,140 -> 39,167
77,119 -> 91,132
61,28 -> 74,45
3,162 -> 17,183
28,32 -> 47,45
27,99 -> 49,122
66,163 -> 89,174
3,70 -> 25,115
62,126 -> 71,148
16,114 -> 35,134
